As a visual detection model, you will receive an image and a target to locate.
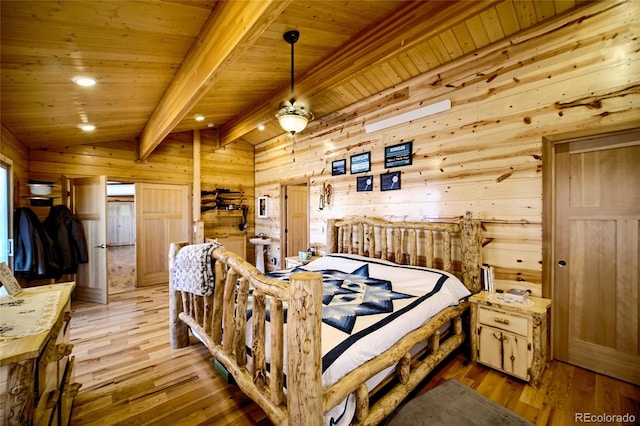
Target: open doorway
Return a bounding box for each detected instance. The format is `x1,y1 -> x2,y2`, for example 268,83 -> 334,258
280,182 -> 308,262
107,182 -> 136,294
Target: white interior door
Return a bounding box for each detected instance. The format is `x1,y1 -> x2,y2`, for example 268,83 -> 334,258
72,176 -> 108,304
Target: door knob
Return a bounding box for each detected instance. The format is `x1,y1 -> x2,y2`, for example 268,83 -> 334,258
95,244 -> 106,249
558,260 -> 567,267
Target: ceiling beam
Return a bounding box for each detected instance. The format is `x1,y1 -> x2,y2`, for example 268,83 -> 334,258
137,0 -> 290,161
218,0 -> 498,147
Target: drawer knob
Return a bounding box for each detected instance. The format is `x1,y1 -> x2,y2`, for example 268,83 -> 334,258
494,317 -> 510,325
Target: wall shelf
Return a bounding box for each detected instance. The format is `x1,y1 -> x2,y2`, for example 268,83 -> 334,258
201,187 -> 246,217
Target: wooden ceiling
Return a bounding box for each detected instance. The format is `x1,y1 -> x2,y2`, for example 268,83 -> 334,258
1,0 -> 586,159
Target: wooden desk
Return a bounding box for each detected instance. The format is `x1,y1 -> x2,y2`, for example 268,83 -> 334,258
1,282 -> 80,425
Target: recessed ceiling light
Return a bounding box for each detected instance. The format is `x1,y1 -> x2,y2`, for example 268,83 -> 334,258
79,124 -> 96,132
194,115 -> 205,121
258,124 -> 265,131
73,76 -> 97,87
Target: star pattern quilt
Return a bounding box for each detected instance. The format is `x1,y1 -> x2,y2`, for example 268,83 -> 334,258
248,253 -> 471,426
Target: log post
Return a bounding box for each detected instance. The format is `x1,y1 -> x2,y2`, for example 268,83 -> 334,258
6,359 -> 35,425
425,230 -> 434,268
326,218 -> 338,253
443,231 -> 452,272
287,272 -> 323,426
393,228 -> 401,263
367,225 -> 375,258
381,226 -> 388,260
460,216 -> 483,293
409,229 -> 417,266
169,242 -> 190,348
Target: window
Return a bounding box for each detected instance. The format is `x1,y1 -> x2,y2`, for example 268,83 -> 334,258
0,156 -> 12,266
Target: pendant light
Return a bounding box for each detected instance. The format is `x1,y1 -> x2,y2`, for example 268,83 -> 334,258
276,30 -> 313,135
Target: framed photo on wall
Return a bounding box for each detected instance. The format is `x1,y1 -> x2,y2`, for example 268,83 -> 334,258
332,159 -> 346,176
381,171 -> 401,191
357,175 -> 373,192
384,141 -> 413,168
350,152 -> 371,174
258,196 -> 268,218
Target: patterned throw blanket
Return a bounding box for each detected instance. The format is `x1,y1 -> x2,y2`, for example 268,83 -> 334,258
171,242 -> 221,296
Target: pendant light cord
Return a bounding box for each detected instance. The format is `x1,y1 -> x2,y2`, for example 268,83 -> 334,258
283,30 -> 299,104
289,36 -> 295,103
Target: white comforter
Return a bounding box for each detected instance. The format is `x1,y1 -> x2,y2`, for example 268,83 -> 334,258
260,253 -> 471,426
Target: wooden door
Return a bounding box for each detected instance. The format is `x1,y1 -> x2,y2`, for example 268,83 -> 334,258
285,184 -> 308,258
552,129 -> 639,385
108,201 -> 135,246
136,183 -> 190,286
502,332 -> 529,380
72,176 -> 108,304
478,327 -> 503,371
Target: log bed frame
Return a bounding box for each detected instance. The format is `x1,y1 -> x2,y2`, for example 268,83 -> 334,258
169,216 -> 482,426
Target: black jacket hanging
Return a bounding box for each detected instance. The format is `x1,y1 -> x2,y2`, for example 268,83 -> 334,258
43,205 -> 89,274
13,207 -> 60,279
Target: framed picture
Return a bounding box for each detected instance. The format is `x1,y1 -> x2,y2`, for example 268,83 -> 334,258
332,159 -> 346,176
258,196 -> 268,218
350,152 -> 371,174
0,262 -> 22,296
381,171 -> 401,191
357,175 -> 373,192
384,141 -> 413,168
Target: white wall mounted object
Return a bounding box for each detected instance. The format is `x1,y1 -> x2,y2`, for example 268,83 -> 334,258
365,99 -> 451,133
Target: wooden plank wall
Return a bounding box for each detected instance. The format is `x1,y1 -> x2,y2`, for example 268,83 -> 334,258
1,124 -> 29,208
1,126 -> 256,262
199,132 -> 255,251
254,1 -> 640,296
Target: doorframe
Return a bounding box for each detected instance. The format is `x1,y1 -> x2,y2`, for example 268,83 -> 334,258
279,179 -> 309,266
541,122 -> 639,359
0,154 -> 13,269
106,181 -> 136,294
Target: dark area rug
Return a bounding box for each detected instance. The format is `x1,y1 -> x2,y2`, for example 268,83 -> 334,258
383,379 -> 533,425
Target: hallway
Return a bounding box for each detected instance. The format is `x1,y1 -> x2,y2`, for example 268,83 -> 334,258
107,245 -> 135,294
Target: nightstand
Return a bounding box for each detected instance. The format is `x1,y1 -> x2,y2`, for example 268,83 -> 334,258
285,256 -> 319,269
469,292 -> 551,387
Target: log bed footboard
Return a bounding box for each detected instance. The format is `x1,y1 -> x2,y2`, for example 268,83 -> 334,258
169,216 -> 482,426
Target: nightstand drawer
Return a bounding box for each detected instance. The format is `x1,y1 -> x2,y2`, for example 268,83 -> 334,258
478,306 -> 528,336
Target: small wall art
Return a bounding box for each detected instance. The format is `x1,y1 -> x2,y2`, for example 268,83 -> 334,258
258,196 -> 268,218
357,175 -> 373,192
350,152 -> 371,174
380,171 -> 401,191
332,159 -> 346,176
384,141 -> 413,168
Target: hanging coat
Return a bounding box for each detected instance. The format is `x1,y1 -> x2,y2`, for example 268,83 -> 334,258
13,207 -> 60,279
43,205 -> 89,274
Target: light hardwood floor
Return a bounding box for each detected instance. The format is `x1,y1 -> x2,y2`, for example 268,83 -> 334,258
69,285 -> 640,426
107,245 -> 136,294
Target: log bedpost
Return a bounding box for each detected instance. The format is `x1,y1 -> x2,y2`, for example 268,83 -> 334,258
169,241 -> 190,348
287,271 -> 323,426
460,214 -> 483,293
326,219 -> 338,253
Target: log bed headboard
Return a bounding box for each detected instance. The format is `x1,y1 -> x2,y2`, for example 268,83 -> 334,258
326,216 -> 483,293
